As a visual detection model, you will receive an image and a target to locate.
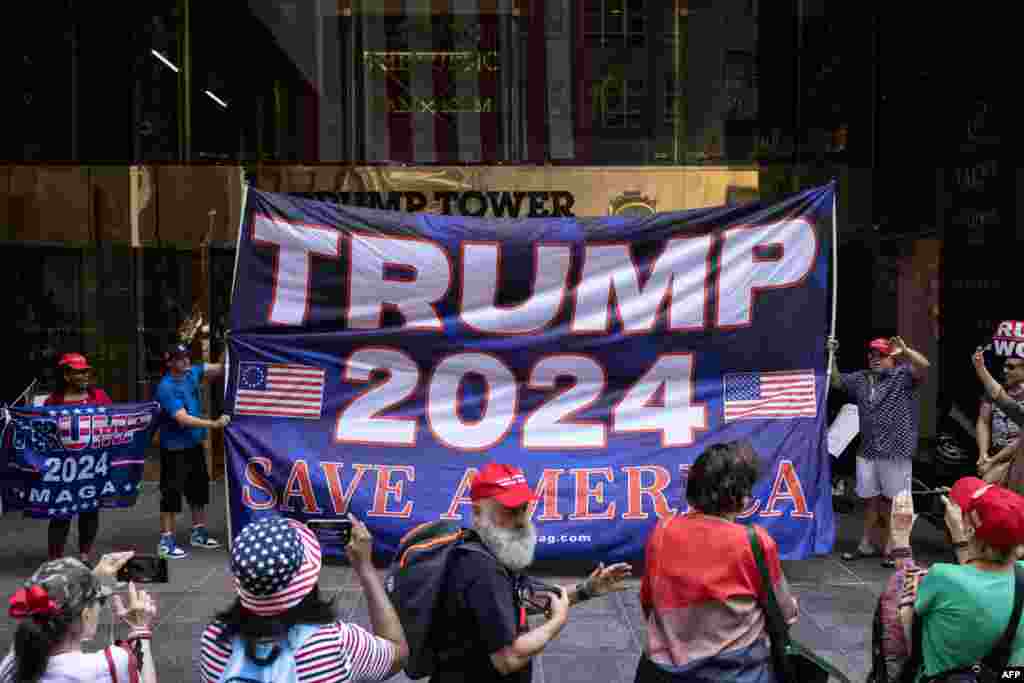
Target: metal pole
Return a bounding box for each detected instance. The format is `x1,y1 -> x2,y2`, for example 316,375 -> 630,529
793,0 -> 803,191
673,0 -> 681,164
69,0 -> 79,161
870,8 -> 880,227
178,0 -> 192,162
348,1 -> 359,162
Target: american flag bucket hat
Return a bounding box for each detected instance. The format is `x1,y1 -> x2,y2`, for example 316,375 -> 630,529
230,517 -> 322,616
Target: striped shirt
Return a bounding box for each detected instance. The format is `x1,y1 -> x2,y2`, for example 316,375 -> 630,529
200,621 -> 398,683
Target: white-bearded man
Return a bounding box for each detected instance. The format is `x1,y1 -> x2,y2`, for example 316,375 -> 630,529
428,463 -> 632,683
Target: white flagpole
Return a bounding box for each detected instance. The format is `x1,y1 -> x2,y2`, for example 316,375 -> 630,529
825,183 -> 839,399
224,169 -> 249,548
10,379 -> 38,407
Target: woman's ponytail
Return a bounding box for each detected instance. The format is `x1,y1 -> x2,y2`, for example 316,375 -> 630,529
12,614 -> 72,683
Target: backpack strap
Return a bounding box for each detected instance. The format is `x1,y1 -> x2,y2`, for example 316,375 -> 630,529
983,563 -> 1024,671
901,615 -> 924,683
746,526 -> 792,681
103,647 -> 118,683
869,599 -> 887,683
905,564 -> 1024,683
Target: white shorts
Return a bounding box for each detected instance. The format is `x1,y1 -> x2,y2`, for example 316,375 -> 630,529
855,456 -> 912,499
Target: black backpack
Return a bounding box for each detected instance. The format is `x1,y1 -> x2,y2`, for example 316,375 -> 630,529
384,521 -> 495,679
385,521 -> 557,679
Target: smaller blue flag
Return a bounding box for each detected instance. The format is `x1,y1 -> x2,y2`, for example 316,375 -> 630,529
1,401 -> 160,519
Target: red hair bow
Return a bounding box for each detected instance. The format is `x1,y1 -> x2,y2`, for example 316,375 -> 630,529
9,585 -> 59,619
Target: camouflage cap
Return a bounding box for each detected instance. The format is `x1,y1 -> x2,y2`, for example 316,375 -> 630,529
22,558 -> 110,618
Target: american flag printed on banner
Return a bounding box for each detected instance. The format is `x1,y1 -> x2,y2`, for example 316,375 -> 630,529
722,371 -> 817,422
235,363 -> 326,419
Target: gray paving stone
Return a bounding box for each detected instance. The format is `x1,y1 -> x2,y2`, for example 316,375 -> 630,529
845,648 -> 872,680
546,613 -> 638,654
783,556 -> 864,585
789,615 -> 835,652
150,621 -> 207,682
0,487 -> 911,682
159,591 -> 236,624
541,653 -> 641,683
615,589 -> 647,652
821,622 -> 871,653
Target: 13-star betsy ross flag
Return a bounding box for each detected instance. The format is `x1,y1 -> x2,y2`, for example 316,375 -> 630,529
235,363 -> 325,419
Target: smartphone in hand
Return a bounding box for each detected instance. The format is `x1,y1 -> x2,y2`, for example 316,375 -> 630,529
116,556 -> 169,584
307,519 -> 353,547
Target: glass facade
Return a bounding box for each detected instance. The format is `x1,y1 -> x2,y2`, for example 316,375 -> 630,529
0,243 -> 234,408
13,1 -> 1007,447
11,0 -> 872,168
2,0 -> 878,409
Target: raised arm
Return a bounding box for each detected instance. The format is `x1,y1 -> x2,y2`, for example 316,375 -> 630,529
890,336 -> 930,379
974,349 -> 1024,426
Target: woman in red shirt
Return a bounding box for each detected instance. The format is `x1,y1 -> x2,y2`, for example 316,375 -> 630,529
43,353 -> 113,563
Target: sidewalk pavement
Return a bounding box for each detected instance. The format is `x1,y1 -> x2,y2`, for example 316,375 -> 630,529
0,482 -> 955,682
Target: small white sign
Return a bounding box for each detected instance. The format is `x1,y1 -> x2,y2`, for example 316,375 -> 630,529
828,404 -> 860,458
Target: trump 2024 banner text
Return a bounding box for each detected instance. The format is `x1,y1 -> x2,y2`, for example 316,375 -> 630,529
2,402 -> 159,518
224,183 -> 836,560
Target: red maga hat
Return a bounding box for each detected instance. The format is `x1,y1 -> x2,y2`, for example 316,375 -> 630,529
57,353 -> 91,371
868,338 -> 894,355
470,463 -> 539,508
950,477 -> 1024,549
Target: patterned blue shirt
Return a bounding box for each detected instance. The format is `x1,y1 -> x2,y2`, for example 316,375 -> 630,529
839,365 -> 921,460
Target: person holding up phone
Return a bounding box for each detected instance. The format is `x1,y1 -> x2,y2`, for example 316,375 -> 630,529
974,348 -> 1024,494
886,477 -> 1024,681
0,551 -> 159,683
199,513 -> 409,682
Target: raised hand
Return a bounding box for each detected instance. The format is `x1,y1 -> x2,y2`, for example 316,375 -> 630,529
889,336 -> 908,357
92,551 -> 135,580
111,582 -> 158,631
585,562 -> 633,596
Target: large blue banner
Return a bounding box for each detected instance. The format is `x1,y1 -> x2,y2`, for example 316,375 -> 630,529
1,402 -> 159,518
225,183 -> 836,561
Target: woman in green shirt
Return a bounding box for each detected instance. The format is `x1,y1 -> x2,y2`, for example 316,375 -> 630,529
889,476 -> 1024,681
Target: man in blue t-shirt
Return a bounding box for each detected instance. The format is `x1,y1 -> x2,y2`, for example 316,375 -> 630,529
154,343 -> 231,559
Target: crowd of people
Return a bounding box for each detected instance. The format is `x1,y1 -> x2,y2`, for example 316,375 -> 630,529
4,336 -> 1024,683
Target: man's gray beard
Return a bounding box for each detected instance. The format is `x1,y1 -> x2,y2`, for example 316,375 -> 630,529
475,513 -> 537,572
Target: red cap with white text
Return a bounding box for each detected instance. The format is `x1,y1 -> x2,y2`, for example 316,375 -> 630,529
950,477 -> 1024,549
868,338 -> 893,355
470,463 -> 539,508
